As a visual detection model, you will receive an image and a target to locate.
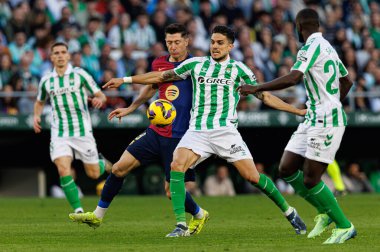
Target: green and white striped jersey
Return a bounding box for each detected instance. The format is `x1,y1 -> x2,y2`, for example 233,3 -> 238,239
174,56 -> 257,130
37,64 -> 100,138
292,32 -> 348,127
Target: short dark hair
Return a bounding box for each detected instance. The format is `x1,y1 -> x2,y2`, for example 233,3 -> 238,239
211,25 -> 235,44
296,8 -> 320,29
165,23 -> 189,38
51,42 -> 68,51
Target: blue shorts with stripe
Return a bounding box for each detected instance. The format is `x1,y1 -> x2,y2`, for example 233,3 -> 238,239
126,128 -> 196,182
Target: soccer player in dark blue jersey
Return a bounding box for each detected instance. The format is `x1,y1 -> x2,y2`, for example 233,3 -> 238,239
69,24 -> 209,235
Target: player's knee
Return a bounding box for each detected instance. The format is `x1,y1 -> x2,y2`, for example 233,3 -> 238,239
112,163 -> 129,177
244,173 -> 260,184
87,169 -> 100,179
170,160 -> 185,172
278,163 -> 293,178
303,176 -> 319,189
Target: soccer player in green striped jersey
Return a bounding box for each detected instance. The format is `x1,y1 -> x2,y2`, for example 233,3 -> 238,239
239,9 -> 356,244
104,25 -> 308,237
34,42 -> 111,214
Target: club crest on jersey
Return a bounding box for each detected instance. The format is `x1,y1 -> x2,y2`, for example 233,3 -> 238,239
226,67 -> 232,74
69,77 -> 75,86
165,85 -> 179,101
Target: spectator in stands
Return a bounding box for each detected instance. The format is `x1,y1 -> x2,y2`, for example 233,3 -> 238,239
18,83 -> 37,114
369,165 -> 380,193
56,24 -> 81,54
204,164 -> 236,196
151,10 -> 171,45
107,12 -> 134,52
0,84 -> 18,115
0,54 -> 13,89
8,31 -> 31,65
129,11 -> 157,52
78,16 -> 106,57
116,44 -> 136,80
343,162 -> 374,193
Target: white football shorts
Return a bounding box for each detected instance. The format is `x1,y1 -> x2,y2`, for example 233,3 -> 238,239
176,127 -> 253,168
50,136 -> 99,164
285,123 -> 345,164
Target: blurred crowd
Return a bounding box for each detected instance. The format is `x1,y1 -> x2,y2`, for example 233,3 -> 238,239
1,0 -> 380,115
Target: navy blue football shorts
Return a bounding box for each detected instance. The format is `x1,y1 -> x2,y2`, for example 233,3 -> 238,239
126,128 -> 196,182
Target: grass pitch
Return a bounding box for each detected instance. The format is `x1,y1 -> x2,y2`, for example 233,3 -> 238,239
0,194 -> 379,251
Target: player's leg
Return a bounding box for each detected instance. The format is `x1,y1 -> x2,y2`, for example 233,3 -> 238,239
54,156 -> 83,213
69,150 -> 141,228
302,126 -> 355,243
233,158 -> 306,234
161,136 -> 208,235
166,147 -> 200,237
50,139 -> 83,213
280,151 -> 325,213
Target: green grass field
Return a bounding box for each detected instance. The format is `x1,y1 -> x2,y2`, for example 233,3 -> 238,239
0,195 -> 379,251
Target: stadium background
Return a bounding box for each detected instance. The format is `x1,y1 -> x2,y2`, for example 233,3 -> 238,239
0,0 -> 379,197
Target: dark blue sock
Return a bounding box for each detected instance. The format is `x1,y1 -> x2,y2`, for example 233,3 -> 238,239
184,191 -> 200,215
98,173 -> 124,208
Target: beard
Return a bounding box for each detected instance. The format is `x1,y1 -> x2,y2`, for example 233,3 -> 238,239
212,53 -> 228,62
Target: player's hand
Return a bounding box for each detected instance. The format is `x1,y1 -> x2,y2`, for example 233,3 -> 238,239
108,107 -> 134,122
236,84 -> 259,96
102,78 -> 124,89
298,109 -> 307,116
33,116 -> 42,133
89,97 -> 104,109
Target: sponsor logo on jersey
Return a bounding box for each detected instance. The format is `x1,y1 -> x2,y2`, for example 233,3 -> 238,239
50,86 -> 78,96
165,85 -> 179,101
197,76 -> 234,85
307,137 -> 321,150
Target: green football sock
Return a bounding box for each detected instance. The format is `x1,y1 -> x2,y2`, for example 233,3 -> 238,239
284,170 -> 324,213
98,159 -> 106,176
254,174 -> 290,213
308,181 -> 351,228
60,175 -> 81,210
170,171 -> 186,224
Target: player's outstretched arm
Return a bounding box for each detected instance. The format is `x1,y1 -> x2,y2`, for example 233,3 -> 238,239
108,85 -> 157,121
259,91 -> 306,116
339,75 -> 353,102
238,70 -> 303,96
103,70 -> 182,89
33,100 -> 45,133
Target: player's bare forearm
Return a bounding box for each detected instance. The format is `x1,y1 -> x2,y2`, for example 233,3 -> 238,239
261,92 -> 305,116
131,70 -> 181,84
94,91 -> 107,103
130,85 -> 157,110
33,100 -> 44,118
339,76 -> 353,102
257,70 -> 303,92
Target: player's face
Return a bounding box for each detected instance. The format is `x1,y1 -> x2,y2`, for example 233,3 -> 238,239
295,21 -> 305,43
165,33 -> 189,61
210,33 -> 233,62
50,45 -> 70,68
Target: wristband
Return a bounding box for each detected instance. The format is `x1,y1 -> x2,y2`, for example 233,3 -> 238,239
123,76 -> 132,83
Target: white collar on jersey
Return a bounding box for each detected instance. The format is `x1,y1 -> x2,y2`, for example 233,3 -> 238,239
52,64 -> 73,77
210,55 -> 231,66
306,32 -> 322,44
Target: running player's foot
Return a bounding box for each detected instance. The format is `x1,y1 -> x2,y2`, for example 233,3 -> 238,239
188,209 -> 209,235
99,153 -> 113,173
165,224 -> 190,237
323,223 -> 357,244
308,213 -> 333,238
69,212 -> 102,229
286,208 -> 307,235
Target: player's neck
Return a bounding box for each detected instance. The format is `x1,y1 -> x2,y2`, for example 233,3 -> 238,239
55,65 -> 68,76
169,53 -> 187,62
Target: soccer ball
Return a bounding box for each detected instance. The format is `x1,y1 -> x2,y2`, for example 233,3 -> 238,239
146,99 -> 177,127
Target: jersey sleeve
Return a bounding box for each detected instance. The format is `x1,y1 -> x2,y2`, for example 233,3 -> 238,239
36,76 -> 49,101
76,68 -> 100,95
237,62 -> 257,86
174,58 -> 198,79
292,43 -> 321,74
337,59 -> 348,77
